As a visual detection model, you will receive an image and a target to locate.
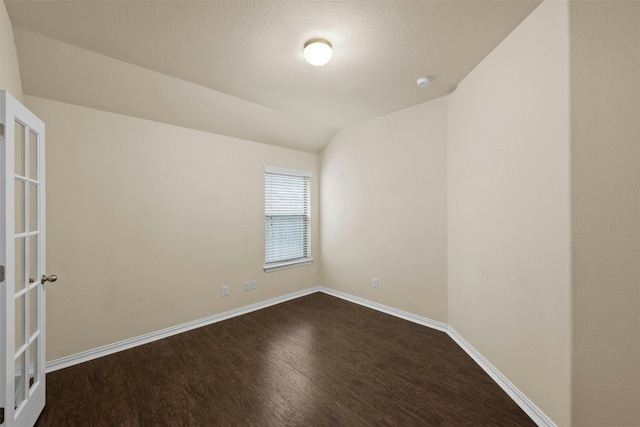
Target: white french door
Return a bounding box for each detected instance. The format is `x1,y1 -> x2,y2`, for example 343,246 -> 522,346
1,90 -> 49,427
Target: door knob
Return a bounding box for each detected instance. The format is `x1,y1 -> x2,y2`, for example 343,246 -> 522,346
41,274 -> 58,284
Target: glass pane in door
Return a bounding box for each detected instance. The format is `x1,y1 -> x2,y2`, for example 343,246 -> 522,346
15,293 -> 25,349
29,284 -> 38,337
15,351 -> 26,409
15,237 -> 25,292
15,121 -> 25,177
15,353 -> 27,408
29,235 -> 38,292
29,129 -> 38,180
15,179 -> 25,233
29,340 -> 39,390
29,183 -> 38,232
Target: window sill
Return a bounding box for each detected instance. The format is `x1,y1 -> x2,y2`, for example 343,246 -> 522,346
264,258 -> 314,273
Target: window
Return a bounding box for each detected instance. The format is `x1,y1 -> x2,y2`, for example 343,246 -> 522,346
264,167 -> 312,272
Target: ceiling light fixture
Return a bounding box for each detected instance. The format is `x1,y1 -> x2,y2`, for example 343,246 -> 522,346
417,76 -> 432,88
303,38 -> 333,66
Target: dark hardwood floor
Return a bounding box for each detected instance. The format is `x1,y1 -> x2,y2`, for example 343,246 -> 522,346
36,293 -> 536,426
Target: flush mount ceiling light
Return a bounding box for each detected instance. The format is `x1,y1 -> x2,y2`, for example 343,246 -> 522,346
417,76 -> 432,88
303,38 -> 333,66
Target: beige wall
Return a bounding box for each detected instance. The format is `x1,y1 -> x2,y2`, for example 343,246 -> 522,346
447,2 -> 571,425
570,2 -> 640,425
25,96 -> 321,361
0,1 -> 23,100
320,98 -> 448,322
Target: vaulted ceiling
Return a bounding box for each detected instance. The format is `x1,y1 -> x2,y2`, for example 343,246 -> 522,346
6,0 -> 541,152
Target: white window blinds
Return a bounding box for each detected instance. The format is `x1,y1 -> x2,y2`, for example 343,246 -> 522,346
265,167 -> 311,268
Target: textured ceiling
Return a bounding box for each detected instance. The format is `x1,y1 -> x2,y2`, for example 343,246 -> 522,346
6,0 -> 541,152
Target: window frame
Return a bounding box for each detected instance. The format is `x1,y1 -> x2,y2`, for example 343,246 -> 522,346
263,166 -> 313,272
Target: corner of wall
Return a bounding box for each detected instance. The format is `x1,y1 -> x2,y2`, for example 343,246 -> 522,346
319,98 -> 448,323
446,1 -> 572,425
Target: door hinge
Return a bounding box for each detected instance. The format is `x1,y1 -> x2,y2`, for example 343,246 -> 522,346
0,123 -> 4,140
0,265 -> 4,282
1,406 -> 5,424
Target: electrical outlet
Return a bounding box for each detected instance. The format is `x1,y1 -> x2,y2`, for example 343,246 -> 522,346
250,280 -> 256,290
222,286 -> 229,297
244,281 -> 251,291
372,278 -> 379,289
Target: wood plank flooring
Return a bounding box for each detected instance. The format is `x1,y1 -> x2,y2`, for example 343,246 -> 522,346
35,293 -> 536,426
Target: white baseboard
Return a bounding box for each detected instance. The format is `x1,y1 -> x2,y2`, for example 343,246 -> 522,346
317,287 -> 556,427
45,284 -> 556,427
318,287 -> 448,332
447,327 -> 556,427
45,286 -> 321,373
